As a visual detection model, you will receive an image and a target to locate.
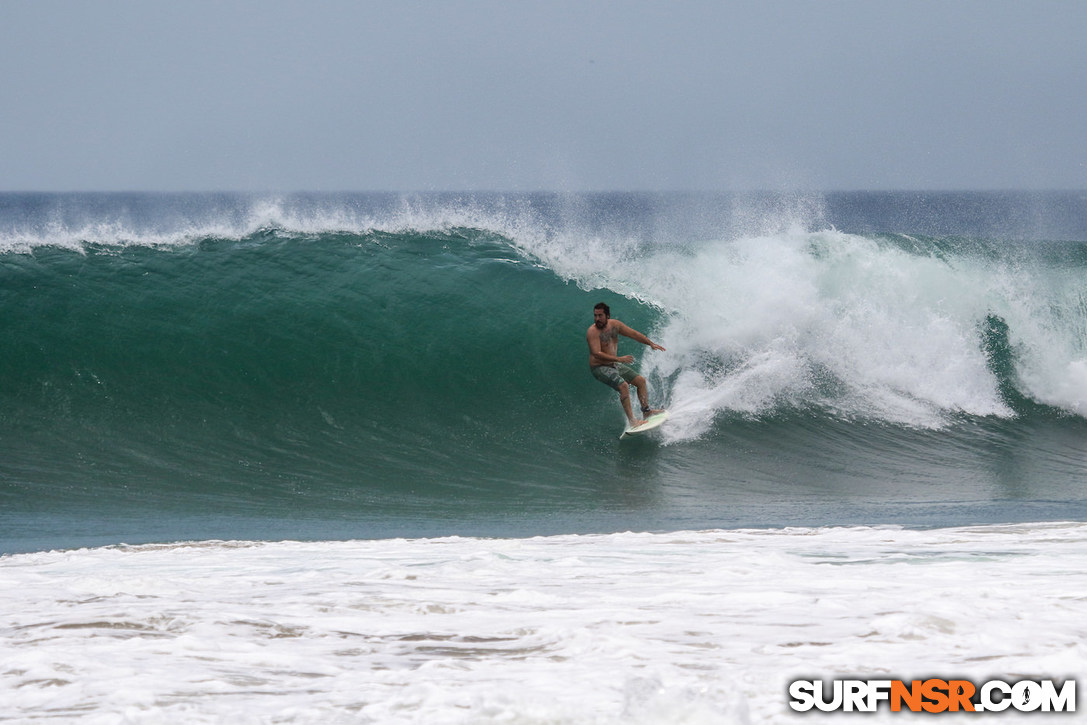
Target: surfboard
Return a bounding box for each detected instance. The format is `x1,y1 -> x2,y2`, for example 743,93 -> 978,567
619,410 -> 669,440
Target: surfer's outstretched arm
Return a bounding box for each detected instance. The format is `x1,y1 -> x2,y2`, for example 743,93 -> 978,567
613,321 -> 666,352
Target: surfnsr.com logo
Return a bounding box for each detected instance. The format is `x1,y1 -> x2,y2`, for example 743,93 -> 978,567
788,678 -> 1076,713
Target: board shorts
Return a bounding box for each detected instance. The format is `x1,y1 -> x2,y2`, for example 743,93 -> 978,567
591,363 -> 640,392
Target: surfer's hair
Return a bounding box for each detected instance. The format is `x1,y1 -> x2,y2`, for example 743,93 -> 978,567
594,302 -> 610,318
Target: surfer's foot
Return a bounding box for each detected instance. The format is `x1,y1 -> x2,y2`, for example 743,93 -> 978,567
631,418 -> 648,428
641,406 -> 664,416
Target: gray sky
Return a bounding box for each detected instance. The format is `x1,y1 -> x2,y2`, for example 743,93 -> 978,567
2,0 -> 1085,191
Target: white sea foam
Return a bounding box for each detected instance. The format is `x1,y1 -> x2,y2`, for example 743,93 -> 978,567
627,230 -> 1017,434
2,524 -> 1085,723
495,196 -> 1086,429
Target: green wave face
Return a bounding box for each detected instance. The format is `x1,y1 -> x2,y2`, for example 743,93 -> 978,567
0,229 -> 665,512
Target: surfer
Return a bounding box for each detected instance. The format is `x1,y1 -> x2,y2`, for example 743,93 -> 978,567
587,302 -> 666,428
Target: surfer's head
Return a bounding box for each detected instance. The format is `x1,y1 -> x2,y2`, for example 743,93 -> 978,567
593,302 -> 610,328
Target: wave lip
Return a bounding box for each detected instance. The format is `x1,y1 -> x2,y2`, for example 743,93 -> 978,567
0,192 -> 553,254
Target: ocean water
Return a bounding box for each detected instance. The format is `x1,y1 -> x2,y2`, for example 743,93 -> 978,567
2,191 -> 1086,722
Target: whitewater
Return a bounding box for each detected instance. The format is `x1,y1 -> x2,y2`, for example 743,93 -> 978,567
2,191 -> 1086,722
4,524 -> 1086,724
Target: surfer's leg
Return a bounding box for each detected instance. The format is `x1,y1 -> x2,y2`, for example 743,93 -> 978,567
618,382 -> 643,427
632,375 -> 663,416
595,365 -> 645,426
620,366 -> 656,417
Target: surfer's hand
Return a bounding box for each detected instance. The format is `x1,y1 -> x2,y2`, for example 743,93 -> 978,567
619,355 -> 635,363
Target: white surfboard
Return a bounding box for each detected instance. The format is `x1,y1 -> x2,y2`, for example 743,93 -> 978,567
619,410 -> 669,440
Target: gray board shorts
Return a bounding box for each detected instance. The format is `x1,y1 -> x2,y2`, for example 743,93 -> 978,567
591,363 -> 640,392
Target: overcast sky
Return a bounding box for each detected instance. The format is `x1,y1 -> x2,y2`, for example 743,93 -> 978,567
2,0 -> 1085,192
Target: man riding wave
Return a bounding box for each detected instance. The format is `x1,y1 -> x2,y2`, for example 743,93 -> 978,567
586,302 -> 666,428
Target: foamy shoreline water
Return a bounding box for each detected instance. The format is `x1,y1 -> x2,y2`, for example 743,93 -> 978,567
3,523 -> 1084,723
